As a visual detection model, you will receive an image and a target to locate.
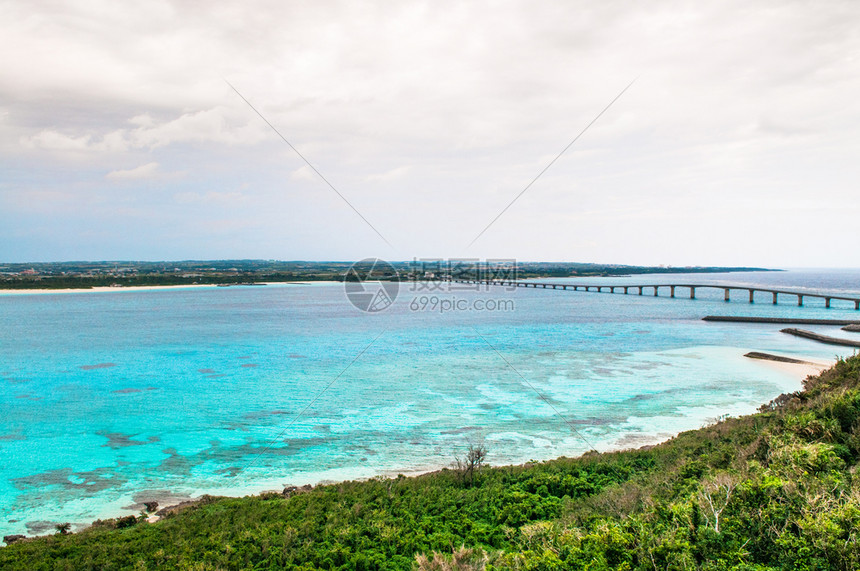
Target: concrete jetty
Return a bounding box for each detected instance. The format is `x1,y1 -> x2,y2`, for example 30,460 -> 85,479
703,316 -> 860,325
780,328 -> 860,348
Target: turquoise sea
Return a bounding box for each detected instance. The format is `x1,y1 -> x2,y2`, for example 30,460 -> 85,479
1,269 -> 859,537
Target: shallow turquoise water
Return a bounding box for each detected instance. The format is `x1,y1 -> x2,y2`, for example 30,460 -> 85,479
1,269 -> 859,536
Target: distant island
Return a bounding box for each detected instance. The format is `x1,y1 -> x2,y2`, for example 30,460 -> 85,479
0,260 -> 775,290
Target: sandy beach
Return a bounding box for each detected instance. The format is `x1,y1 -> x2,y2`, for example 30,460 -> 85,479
0,282 -> 334,296
0,284 -> 221,295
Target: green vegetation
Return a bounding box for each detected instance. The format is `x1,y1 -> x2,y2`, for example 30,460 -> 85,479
4,356 -> 858,570
0,260 -> 358,289
0,260 -> 773,290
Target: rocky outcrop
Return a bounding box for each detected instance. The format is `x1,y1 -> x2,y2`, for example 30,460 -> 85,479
744,352 -> 814,364
154,495 -> 223,518
282,484 -> 313,498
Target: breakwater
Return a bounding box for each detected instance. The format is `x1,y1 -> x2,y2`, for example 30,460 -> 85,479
703,316 -> 860,325
744,352 -> 816,364
780,328 -> 860,348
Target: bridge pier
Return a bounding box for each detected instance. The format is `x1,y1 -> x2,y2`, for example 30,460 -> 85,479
448,279 -> 860,310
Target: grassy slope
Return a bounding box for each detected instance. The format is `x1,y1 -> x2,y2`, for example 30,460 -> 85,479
2,356 -> 859,570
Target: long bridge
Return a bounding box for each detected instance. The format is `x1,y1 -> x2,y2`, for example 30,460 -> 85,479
447,279 -> 860,310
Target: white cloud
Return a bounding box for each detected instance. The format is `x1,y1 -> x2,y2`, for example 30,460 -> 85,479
18,107 -> 265,155
128,107 -> 266,149
174,190 -> 249,205
21,130 -> 94,152
21,128 -> 128,153
2,0 -> 860,264
128,114 -> 155,128
290,165 -> 316,182
365,165 -> 412,183
106,162 -> 160,180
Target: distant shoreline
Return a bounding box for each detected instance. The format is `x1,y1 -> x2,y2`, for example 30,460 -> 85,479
0,282 -> 329,295
0,284 -> 221,295
0,261 -> 779,291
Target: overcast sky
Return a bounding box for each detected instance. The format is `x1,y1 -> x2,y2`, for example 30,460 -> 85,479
2,0 -> 859,267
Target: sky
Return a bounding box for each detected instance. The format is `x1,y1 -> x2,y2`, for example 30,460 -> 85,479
2,0 -> 859,267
